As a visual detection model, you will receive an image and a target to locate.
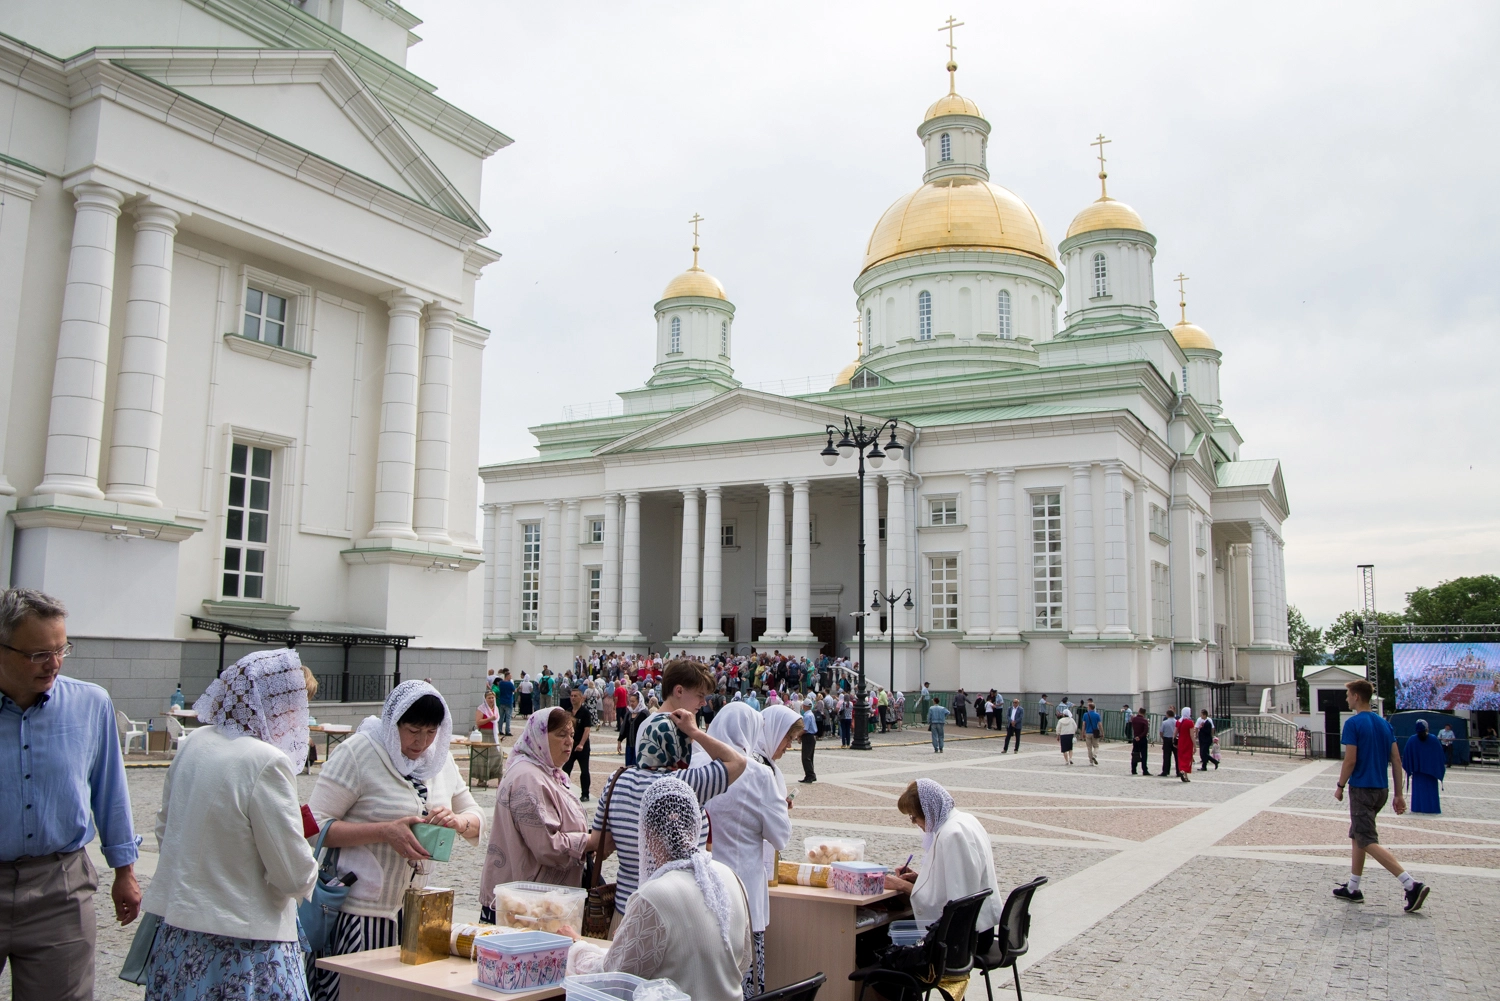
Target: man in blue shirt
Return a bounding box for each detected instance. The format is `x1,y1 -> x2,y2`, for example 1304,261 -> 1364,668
927,697 -> 949,753
1333,678 -> 1428,911
0,588 -> 141,1000
798,704 -> 818,783
494,669 -> 515,736
1082,700 -> 1103,766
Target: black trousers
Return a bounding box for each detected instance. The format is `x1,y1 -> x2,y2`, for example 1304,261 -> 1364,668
1200,732 -> 1214,767
1160,737 -> 1175,775
1038,712 -> 1048,734
1131,737 -> 1151,773
954,704 -> 967,727
801,732 -> 817,782
563,742 -> 590,797
1003,723 -> 1021,752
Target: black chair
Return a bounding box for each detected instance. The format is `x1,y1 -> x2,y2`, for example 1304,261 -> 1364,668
973,876 -> 1048,1001
849,889 -> 993,1001
758,972 -> 827,1001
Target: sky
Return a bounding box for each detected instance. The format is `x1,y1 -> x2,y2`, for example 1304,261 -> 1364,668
401,0 -> 1499,630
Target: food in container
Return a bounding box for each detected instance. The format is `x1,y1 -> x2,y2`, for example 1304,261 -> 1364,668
776,861 -> 831,887
474,930 -> 572,993
804,837 -> 865,864
829,860 -> 889,896
493,881 -> 588,935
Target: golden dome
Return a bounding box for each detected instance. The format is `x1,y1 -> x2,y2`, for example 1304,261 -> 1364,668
1065,196 -> 1146,239
863,176 -> 1055,272
832,359 -> 860,388
924,91 -> 984,122
1172,319 -> 1215,351
660,267 -> 726,301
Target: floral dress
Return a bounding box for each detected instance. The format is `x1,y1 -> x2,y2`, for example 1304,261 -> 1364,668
146,922 -> 310,1001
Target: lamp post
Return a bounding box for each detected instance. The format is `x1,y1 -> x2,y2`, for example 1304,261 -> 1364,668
819,416 -> 903,751
872,588 -> 914,697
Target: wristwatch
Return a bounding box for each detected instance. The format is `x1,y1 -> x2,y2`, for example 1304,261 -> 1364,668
1336,783 -> 1346,790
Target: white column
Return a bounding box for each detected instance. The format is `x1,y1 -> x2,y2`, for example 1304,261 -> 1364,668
965,471 -> 990,637
700,486 -> 726,642
1250,520 -> 1272,645
412,305 -> 456,543
562,500 -> 581,635
541,500 -> 561,636
37,182 -> 125,499
493,504 -> 514,635
482,504 -> 497,633
599,493 -> 621,639
1102,462 -> 1130,635
884,470 -> 909,636
619,492 -> 644,641
1275,536 -> 1288,644
368,292 -> 425,539
763,482 -> 787,640
674,489 -> 701,641
1069,463 -> 1097,636
788,480 -> 813,641
0,165 -> 43,500
863,472 -> 883,638
994,468 -> 1019,634
104,202 -> 179,506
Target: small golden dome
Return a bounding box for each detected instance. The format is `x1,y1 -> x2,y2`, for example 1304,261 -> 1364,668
661,267 -> 726,301
863,176 -> 1055,272
1172,319 -> 1216,351
1066,196 -> 1146,239
832,359 -> 861,389
924,92 -> 984,122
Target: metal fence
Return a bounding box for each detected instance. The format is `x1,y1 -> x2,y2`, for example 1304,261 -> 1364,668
312,673 -> 396,704
1225,715 -> 1327,758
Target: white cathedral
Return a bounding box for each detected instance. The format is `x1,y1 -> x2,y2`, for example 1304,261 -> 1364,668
481,69 -> 1296,712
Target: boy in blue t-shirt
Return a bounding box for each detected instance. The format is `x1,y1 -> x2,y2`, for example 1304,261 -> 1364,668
1334,678 -> 1428,911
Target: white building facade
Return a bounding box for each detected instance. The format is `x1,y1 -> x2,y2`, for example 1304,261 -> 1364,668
481,80 -> 1296,713
0,0 -> 504,718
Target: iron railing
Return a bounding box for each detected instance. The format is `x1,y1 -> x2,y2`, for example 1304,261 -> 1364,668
312,672 -> 396,704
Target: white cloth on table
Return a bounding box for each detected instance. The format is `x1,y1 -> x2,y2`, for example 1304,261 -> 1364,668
910,809 -> 1002,934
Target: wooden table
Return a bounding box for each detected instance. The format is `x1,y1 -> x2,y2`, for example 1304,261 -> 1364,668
318,943 -> 605,1000
763,883 -> 907,1001
309,725 -> 354,759
464,740 -> 504,788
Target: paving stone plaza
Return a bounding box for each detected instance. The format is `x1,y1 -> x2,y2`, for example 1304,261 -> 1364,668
66,724 -> 1497,1001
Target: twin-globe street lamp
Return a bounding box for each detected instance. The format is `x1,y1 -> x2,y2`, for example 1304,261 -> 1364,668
872,588 -> 914,702
818,416 -> 903,751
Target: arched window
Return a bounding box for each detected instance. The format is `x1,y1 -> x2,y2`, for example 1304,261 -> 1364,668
980,138 -> 987,170
864,308 -> 872,341
720,319 -> 729,356
669,315 -> 681,353
917,290 -> 933,340
1092,252 -> 1109,297
940,133 -> 952,162
997,289 -> 1012,338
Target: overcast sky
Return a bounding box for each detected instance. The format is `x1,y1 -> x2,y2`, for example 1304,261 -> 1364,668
403,0 -> 1498,630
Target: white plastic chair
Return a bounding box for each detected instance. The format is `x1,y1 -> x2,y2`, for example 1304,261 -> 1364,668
117,710 -> 148,754
164,715 -> 188,753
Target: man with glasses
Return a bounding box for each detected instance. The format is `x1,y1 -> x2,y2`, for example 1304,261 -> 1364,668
0,588 -> 141,1000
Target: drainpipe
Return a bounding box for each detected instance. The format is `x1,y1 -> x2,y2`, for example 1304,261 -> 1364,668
1166,384 -> 1185,684
907,428 -> 929,688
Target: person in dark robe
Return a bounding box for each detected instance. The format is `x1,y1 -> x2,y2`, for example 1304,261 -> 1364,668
1401,719 -> 1446,814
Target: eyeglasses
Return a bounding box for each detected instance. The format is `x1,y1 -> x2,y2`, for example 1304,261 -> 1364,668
0,642 -> 74,665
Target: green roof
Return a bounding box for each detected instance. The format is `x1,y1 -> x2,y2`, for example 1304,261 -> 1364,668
906,404 -> 1116,427
1215,459 -> 1280,488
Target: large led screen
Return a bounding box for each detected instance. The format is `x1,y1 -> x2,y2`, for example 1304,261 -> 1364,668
1394,643 -> 1500,711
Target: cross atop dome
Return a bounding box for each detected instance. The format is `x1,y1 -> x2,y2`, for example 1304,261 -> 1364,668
938,15 -> 964,94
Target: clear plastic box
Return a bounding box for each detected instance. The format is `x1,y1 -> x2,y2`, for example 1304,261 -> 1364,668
492,881 -> 588,935
888,919 -> 923,946
474,931 -> 571,993
803,836 -> 866,864
566,972 -> 648,1001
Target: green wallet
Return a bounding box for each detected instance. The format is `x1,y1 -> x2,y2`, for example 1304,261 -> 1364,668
412,822 -> 455,862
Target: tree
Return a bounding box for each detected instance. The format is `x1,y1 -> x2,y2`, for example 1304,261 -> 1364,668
1287,605 -> 1324,710
1325,609 -> 1406,706
1405,575 -> 1500,630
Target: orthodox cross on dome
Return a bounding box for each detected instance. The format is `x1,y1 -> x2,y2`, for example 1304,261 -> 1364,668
854,313 -> 863,355
937,15 -> 964,94
688,212 -> 704,270
1091,133 -> 1111,199
1175,272 -> 1190,323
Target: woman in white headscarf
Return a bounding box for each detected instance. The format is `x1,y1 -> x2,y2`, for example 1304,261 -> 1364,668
307,681 -> 484,1000
141,649 -> 319,1000
885,778 -> 1002,941
1174,706 -> 1196,782
1054,707 -> 1078,765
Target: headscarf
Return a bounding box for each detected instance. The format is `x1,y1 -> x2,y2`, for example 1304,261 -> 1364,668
1180,706 -> 1193,720
194,648 -> 309,773
639,777 -> 735,958
357,680 -> 453,781
635,712 -> 693,772
915,778 -> 954,854
511,707 -> 570,787
759,704 -> 802,800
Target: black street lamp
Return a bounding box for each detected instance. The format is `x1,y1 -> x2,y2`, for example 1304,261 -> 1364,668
819,415 -> 903,751
871,588 -> 914,696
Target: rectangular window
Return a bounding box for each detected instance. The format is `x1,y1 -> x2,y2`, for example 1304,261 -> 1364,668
878,517 -> 887,541
929,556 -> 959,630
1195,521 -> 1207,554
785,516 -> 817,544
929,498 -> 958,526
520,523 -> 541,631
243,286 -> 288,346
1197,572 -> 1210,642
589,519 -> 604,545
721,523 -> 736,548
588,568 -> 602,632
1149,503 -> 1169,541
223,443 -> 272,600
1031,492 -> 1063,629
1151,561 -> 1171,638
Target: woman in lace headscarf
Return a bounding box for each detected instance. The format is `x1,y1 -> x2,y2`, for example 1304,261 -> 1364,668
885,779 -> 1002,942
307,681 -> 484,1000
140,649 -> 319,1000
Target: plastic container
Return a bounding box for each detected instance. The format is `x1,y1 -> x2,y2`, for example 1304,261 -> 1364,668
829,860 -> 889,896
566,972 -> 648,1001
888,919 -> 924,946
474,931 -> 571,993
492,881 -> 589,935
803,837 -> 866,864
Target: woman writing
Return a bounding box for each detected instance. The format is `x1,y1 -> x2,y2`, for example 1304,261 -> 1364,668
307,682 -> 484,1000
883,779 -> 1002,944
1055,708 -> 1077,765
480,708 -> 600,922
141,650 -> 319,999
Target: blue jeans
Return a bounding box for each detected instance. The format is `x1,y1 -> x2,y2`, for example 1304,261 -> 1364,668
497,704 -> 512,735
931,723 -> 946,752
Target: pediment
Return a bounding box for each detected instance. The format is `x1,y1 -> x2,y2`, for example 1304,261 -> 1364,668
598,389 -> 881,455
113,50 -> 480,227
